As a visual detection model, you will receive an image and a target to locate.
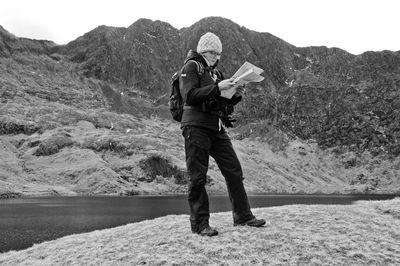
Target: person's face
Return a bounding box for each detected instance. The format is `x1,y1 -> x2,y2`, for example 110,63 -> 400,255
203,50 -> 221,66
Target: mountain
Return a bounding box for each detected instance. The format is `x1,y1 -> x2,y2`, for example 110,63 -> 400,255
54,17 -> 400,156
1,17 -> 399,198
56,17 -> 292,96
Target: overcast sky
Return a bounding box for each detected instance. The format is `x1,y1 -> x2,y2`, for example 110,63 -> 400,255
1,0 -> 399,55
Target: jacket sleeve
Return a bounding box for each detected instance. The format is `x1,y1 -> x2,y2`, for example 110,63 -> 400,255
180,60 -> 220,106
227,95 -> 242,105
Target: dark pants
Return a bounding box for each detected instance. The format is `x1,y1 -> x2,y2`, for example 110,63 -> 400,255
182,126 -> 254,233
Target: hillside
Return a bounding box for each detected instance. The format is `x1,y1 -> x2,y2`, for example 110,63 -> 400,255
1,198 -> 399,265
54,17 -> 400,156
1,17 -> 400,198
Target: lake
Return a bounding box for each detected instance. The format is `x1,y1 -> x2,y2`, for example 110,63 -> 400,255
0,194 -> 396,253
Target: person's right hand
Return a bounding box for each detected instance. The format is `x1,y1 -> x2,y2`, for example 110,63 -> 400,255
218,78 -> 236,91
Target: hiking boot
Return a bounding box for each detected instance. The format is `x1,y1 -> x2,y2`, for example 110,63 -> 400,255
199,226 -> 218,237
234,218 -> 266,227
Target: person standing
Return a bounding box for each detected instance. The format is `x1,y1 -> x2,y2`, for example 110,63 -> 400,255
179,32 -> 265,236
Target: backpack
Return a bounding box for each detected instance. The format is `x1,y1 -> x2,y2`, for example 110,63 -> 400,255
169,60 -> 204,122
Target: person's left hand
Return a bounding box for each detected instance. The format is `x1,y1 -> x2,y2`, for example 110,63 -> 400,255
234,84 -> 246,97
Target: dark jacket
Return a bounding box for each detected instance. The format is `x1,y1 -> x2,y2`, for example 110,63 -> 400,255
179,50 -> 242,131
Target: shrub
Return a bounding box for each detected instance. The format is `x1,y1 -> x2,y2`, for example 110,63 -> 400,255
0,117 -> 40,135
0,192 -> 22,199
139,155 -> 186,184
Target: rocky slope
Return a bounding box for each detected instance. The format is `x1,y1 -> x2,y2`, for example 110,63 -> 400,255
54,17 -> 400,156
1,18 -> 399,198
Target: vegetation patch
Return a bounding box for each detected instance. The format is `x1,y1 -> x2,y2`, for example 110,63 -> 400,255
238,75 -> 400,157
80,135 -> 142,157
34,132 -> 74,156
112,165 -> 140,184
0,117 -> 40,135
0,191 -> 22,199
139,155 -> 186,184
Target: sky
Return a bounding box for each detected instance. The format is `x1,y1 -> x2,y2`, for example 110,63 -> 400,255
1,0 -> 399,55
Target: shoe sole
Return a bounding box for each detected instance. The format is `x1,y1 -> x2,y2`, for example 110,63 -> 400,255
199,232 -> 218,237
234,221 -> 266,227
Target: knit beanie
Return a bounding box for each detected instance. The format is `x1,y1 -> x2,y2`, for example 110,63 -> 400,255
196,32 -> 222,54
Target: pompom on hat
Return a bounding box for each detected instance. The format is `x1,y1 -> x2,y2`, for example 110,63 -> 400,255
196,32 -> 222,54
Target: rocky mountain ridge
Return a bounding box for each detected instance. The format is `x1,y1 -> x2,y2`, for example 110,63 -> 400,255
1,17 -> 399,197
51,17 -> 400,157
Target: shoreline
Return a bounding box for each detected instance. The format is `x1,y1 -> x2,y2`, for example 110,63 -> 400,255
1,198 -> 399,265
2,195 -> 398,253
1,191 -> 399,200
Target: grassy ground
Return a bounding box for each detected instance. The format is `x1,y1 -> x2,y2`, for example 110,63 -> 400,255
1,198 -> 399,265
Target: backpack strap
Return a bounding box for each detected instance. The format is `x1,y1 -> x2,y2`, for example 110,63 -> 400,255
185,59 -> 204,77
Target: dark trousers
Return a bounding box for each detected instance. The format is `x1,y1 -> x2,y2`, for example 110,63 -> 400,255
182,126 -> 254,233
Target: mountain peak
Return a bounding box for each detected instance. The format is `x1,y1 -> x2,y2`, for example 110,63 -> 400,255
196,16 -> 238,26
0,25 -> 17,40
184,16 -> 241,35
127,18 -> 176,33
